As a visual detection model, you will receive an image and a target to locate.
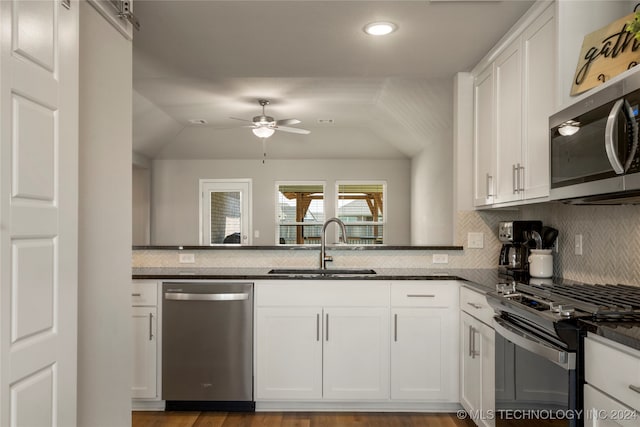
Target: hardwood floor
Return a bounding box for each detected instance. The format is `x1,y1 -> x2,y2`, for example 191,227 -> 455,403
132,411 -> 478,427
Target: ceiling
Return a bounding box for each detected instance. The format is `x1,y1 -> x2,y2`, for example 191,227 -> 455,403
132,0 -> 534,160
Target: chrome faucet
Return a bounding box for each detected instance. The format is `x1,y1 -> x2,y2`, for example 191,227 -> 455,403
320,217 -> 347,269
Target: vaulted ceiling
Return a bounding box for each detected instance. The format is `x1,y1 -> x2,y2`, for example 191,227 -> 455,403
132,0 -> 534,160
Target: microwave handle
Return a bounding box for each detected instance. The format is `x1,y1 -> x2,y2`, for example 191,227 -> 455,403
623,99 -> 638,172
605,98 -> 626,174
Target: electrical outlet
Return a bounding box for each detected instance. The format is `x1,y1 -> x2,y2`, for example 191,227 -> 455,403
432,254 -> 449,264
467,232 -> 484,249
179,253 -> 195,263
574,234 -> 583,256
254,230 -> 260,238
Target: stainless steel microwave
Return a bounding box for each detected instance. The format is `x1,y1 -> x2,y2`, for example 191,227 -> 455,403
550,70 -> 640,204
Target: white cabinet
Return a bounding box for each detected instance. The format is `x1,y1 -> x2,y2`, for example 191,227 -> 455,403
255,281 -> 390,401
473,65 -> 496,206
472,3 -> 555,207
584,334 -> 640,423
390,282 -> 459,401
460,287 -> 495,427
323,307 -> 390,400
131,281 -> 159,400
256,307 -> 323,399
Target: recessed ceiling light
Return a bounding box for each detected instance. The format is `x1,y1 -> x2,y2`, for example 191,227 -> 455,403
363,21 -> 397,36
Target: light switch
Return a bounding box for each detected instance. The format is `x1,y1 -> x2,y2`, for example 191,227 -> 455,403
467,232 -> 484,249
433,254 -> 448,264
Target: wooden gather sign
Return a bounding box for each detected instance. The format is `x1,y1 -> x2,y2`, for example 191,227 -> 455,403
571,12 -> 640,96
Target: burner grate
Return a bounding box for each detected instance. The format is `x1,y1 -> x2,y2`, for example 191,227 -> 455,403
527,282 -> 640,318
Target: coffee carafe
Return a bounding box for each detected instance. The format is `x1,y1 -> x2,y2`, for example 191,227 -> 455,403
498,220 -> 542,278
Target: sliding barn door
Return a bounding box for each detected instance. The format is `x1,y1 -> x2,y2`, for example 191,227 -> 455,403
0,0 -> 78,425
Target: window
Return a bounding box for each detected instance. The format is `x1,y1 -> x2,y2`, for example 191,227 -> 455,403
200,179 -> 252,245
336,182 -> 386,245
276,182 -> 325,245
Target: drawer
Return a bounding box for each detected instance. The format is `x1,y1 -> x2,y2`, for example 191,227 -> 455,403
460,286 -> 494,326
585,335 -> 640,411
132,281 -> 158,306
584,384 -> 639,427
390,281 -> 458,308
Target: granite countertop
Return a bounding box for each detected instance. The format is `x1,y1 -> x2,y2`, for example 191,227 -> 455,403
132,267 -> 500,292
580,320 -> 640,352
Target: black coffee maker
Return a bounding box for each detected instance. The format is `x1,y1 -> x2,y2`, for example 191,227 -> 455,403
498,220 -> 542,279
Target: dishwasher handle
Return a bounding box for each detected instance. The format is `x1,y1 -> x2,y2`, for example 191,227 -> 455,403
164,292 -> 249,301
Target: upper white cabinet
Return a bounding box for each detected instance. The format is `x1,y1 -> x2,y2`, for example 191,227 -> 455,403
473,66 -> 496,206
472,2 -> 555,207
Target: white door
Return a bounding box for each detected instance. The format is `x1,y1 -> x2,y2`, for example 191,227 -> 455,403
200,179 -> 251,245
323,307 -> 390,400
132,307 -> 157,399
0,0 -> 78,426
255,307 -> 323,400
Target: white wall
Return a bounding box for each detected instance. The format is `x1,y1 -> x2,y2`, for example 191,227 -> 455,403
78,2 -> 132,425
151,158 -> 412,245
133,165 -> 151,245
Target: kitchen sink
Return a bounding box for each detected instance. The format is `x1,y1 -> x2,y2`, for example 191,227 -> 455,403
267,268 -> 377,277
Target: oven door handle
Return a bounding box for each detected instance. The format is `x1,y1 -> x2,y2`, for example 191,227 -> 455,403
493,317 -> 576,370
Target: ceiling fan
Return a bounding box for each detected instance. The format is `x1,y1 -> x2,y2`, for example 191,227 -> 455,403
230,99 -> 310,138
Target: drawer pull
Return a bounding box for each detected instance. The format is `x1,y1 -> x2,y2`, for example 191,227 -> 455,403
132,293 -> 142,297
467,302 -> 483,309
629,384 -> 640,394
407,294 -> 435,298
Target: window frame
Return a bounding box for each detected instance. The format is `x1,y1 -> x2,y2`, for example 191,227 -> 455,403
334,180 -> 387,245
275,181 -> 326,245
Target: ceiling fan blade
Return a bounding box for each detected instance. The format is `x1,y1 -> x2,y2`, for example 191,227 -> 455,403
275,118 -> 301,126
229,116 -> 252,123
275,125 -> 311,135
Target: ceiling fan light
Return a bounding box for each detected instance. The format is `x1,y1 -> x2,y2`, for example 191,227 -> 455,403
252,127 -> 275,138
363,21 -> 397,36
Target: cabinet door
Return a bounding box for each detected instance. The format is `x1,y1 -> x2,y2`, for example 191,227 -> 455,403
391,307 -> 457,401
256,307 -> 323,400
479,322 -> 496,427
323,307 -> 390,400
473,65 -> 496,206
495,37 -> 523,203
584,384 -> 638,427
132,306 -> 157,399
522,5 -> 555,200
460,312 -> 482,413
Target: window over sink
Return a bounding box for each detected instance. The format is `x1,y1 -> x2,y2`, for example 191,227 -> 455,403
276,182 -> 325,245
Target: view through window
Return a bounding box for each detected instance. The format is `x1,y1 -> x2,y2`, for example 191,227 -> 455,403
337,182 -> 385,245
277,183 -> 325,245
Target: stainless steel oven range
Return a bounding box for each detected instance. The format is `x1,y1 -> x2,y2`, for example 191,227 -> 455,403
486,279 -> 640,427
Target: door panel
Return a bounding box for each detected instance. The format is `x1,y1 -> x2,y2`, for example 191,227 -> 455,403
1,1 -> 78,425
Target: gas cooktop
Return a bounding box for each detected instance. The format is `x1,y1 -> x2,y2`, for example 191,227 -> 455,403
492,279 -> 640,321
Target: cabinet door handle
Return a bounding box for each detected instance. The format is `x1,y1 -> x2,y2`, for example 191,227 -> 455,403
407,294 -> 435,298
316,313 -> 320,342
629,384 -> 640,394
394,313 -> 398,342
148,312 -> 154,341
486,173 -> 494,197
518,164 -> 525,192
468,325 -> 474,358
512,164 -> 518,194
467,302 -> 483,309
132,293 -> 141,297
325,313 -> 329,342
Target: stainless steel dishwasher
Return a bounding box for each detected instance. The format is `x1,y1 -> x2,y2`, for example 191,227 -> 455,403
162,282 -> 254,411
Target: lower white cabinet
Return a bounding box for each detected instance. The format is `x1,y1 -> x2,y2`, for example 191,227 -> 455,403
459,287 -> 495,427
584,334 -> 640,426
390,282 -> 459,401
256,307 -> 323,400
132,306 -> 158,399
131,281 -> 159,400
255,281 -> 390,401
